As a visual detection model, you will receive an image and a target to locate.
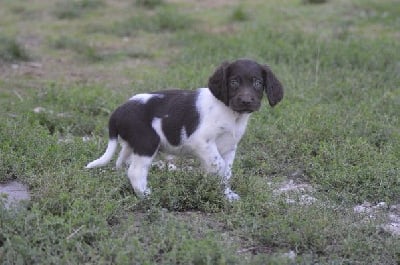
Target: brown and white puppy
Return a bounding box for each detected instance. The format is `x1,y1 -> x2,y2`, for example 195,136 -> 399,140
86,59 -> 283,201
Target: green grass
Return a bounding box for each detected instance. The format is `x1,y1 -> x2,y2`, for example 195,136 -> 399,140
1,0 -> 400,264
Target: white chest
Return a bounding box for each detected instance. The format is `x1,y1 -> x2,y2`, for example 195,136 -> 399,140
193,88 -> 250,153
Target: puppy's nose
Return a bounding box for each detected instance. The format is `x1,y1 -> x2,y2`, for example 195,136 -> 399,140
240,96 -> 254,105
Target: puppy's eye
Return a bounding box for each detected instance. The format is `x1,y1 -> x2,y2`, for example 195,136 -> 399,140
253,79 -> 263,91
230,79 -> 239,89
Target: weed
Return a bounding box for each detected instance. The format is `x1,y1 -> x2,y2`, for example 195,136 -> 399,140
155,6 -> 193,31
303,0 -> 328,4
112,6 -> 193,36
50,35 -> 103,62
0,35 -> 30,62
230,5 -> 250,22
150,169 -> 225,212
135,0 -> 164,9
53,0 -> 104,19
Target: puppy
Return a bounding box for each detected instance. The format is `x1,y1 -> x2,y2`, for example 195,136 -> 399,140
86,59 -> 283,201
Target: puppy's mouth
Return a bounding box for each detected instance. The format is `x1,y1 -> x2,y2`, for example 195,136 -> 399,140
231,105 -> 259,114
230,97 -> 261,114
235,108 -> 255,113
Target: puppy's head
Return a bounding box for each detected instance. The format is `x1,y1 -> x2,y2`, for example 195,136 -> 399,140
208,59 -> 284,113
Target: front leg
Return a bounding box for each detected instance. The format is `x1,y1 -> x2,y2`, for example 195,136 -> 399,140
127,154 -> 153,198
220,146 -> 240,201
195,143 -> 226,176
195,142 -> 239,201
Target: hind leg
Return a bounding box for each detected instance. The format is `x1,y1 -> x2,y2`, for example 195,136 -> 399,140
122,123 -> 160,197
116,140 -> 132,169
127,154 -> 154,198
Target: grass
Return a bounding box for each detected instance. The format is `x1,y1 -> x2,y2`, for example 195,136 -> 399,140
1,0 -> 400,264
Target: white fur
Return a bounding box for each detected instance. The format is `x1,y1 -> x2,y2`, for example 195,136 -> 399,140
129,93 -> 164,103
192,88 -> 250,179
87,88 -> 251,201
86,139 -> 118,168
151,118 -> 192,156
127,154 -> 153,198
116,139 -> 132,169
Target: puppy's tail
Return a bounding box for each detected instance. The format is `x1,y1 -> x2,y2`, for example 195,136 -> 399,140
86,139 -> 118,168
86,115 -> 119,169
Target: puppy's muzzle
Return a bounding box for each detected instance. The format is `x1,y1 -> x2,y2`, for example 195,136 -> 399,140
231,94 -> 260,113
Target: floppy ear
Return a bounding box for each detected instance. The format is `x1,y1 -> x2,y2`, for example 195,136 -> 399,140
261,65 -> 284,107
208,61 -> 230,105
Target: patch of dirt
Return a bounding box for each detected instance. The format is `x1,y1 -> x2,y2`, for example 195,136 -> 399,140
354,201 -> 400,237
1,56 -> 154,91
273,179 -> 400,237
0,180 -> 30,208
272,179 -> 317,206
274,179 -> 313,194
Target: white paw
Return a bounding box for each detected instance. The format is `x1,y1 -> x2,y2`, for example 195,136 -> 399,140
143,188 -> 151,197
224,188 -> 240,202
136,188 -> 151,199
